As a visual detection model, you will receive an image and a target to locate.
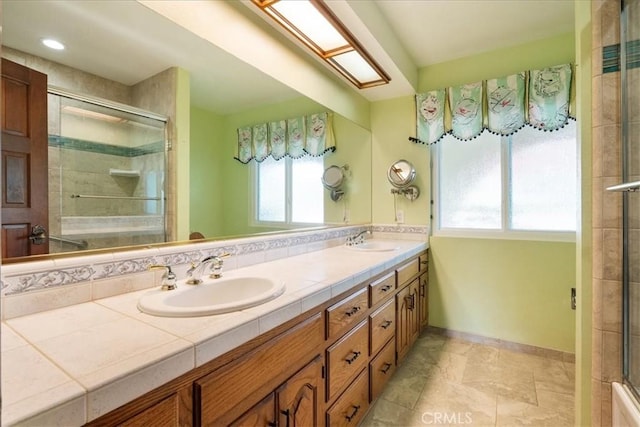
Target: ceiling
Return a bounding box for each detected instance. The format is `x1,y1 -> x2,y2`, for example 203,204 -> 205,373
1,0 -> 575,114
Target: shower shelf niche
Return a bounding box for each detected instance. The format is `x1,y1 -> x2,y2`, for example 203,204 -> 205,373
109,168 -> 141,178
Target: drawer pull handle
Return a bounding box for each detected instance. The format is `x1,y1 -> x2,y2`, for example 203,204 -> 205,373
406,294 -> 416,310
345,351 -> 361,364
345,404 -> 360,422
381,362 -> 392,374
345,306 -> 361,317
380,320 -> 393,329
280,409 -> 290,427
381,284 -> 392,292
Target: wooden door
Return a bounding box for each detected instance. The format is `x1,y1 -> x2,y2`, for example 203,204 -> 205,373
277,355 -> 323,427
1,58 -> 49,258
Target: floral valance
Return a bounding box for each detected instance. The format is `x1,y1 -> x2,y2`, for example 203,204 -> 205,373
413,63 -> 574,145
235,112 -> 335,163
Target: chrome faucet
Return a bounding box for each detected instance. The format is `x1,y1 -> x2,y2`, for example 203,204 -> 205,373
148,265 -> 177,290
186,253 -> 230,284
346,229 -> 371,246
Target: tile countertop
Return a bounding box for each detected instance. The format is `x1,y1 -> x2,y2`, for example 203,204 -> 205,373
1,239 -> 428,426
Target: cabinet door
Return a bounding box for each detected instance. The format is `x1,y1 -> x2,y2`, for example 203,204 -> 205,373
418,272 -> 429,329
395,285 -> 410,363
408,278 -> 420,345
119,392 -> 185,427
396,279 -> 419,363
230,393 -> 276,427
277,355 -> 324,427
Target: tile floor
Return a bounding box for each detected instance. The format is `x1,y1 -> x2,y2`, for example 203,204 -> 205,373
362,331 -> 575,426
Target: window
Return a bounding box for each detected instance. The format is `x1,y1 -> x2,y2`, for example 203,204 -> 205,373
254,156 -> 324,226
435,120 -> 577,239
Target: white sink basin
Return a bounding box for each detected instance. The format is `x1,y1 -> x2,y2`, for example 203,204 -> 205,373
346,242 -> 399,252
138,276 -> 286,317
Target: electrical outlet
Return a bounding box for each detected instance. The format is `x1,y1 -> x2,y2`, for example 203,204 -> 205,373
396,210 -> 405,223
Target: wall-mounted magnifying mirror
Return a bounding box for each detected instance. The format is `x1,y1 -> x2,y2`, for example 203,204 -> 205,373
388,160 -> 419,201
322,165 -> 348,202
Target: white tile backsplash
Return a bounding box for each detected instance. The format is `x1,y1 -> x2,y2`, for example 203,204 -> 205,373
2,225 -> 429,316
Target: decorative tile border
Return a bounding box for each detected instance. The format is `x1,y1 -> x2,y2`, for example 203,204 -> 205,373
603,40 -> 640,74
49,135 -> 164,157
0,223 -> 429,316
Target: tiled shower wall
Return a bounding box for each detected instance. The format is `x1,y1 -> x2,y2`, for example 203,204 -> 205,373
2,47 -> 178,248
592,1 -> 623,426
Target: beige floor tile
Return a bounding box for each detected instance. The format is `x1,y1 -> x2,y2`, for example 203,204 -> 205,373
365,332 -> 575,427
496,395 -> 573,426
361,397 -> 419,426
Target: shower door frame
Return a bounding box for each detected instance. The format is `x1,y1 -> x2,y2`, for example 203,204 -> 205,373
619,0 -> 640,401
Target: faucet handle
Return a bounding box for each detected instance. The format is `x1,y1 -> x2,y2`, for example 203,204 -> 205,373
209,253 -> 231,279
149,265 -> 177,291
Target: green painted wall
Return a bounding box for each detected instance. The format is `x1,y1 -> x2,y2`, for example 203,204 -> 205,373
429,237 -> 576,352
421,33 -> 577,353
190,106 -> 224,238
371,96 -> 431,226
367,33 -> 578,353
189,96 -> 372,238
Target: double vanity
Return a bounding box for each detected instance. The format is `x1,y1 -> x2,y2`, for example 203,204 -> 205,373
1,231 -> 428,426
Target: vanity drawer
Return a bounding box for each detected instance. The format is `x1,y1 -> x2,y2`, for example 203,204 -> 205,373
326,368 -> 369,427
396,258 -> 419,286
327,320 -> 369,402
369,299 -> 395,356
370,338 -> 396,401
327,287 -> 368,340
369,272 -> 396,307
419,252 -> 429,272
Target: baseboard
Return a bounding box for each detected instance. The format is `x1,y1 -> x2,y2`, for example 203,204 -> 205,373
426,325 -> 575,363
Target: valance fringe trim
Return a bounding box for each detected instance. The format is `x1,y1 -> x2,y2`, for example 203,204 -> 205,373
234,146 -> 336,164
408,116 -> 576,145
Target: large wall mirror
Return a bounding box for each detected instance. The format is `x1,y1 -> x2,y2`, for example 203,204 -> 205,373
1,0 -> 372,263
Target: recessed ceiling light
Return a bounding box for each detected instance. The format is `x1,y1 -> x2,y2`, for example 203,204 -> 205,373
42,38 -> 65,50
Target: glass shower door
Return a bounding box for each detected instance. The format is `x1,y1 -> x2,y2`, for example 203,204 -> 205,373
617,0 -> 640,399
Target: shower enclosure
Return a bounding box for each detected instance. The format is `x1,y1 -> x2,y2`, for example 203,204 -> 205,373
47,88 -> 167,253
610,0 -> 640,402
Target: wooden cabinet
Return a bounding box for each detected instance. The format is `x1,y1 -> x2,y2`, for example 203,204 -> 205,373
396,258 -> 419,287
118,392 -> 187,427
229,355 -> 324,427
326,320 -> 369,402
326,369 -> 369,427
277,355 -> 324,427
369,338 -> 396,401
369,272 -> 395,307
89,250 -> 430,427
418,272 -> 429,329
230,393 -> 275,427
195,314 -> 323,425
418,252 -> 429,329
326,287 -> 369,340
369,299 -> 395,356
396,278 -> 419,363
